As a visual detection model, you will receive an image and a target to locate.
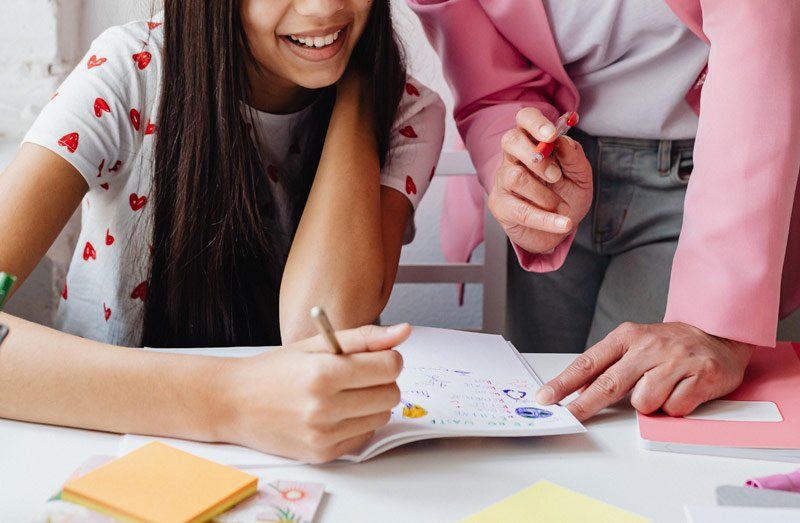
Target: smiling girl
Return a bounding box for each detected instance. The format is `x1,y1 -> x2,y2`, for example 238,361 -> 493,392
0,0 -> 444,462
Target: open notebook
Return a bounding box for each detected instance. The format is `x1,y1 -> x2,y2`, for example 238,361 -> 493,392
119,327 -> 585,465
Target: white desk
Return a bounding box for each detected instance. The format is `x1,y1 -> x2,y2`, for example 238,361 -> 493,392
1,354 -> 794,522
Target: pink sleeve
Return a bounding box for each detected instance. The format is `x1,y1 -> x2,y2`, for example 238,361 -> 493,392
407,0 -> 575,272
664,1 -> 800,346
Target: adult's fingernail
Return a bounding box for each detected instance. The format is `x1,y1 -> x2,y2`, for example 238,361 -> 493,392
563,136 -> 579,149
539,124 -> 556,141
536,385 -> 555,405
555,216 -> 570,230
545,164 -> 561,183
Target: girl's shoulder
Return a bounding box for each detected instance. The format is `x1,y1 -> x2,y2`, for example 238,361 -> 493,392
80,17 -> 165,92
22,17 -> 165,191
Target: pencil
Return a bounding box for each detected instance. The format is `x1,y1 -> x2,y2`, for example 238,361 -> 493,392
310,306 -> 343,355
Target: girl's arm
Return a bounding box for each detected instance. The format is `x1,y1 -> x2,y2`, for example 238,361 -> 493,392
0,145 -> 407,463
0,145 -> 224,439
279,75 -> 411,342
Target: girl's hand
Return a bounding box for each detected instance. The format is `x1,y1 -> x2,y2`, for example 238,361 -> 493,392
220,323 -> 411,463
488,107 -> 593,254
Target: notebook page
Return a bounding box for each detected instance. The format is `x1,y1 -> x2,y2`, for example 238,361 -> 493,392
350,327 -> 584,460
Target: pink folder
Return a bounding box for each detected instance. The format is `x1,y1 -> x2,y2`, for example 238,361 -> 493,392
638,343 -> 800,449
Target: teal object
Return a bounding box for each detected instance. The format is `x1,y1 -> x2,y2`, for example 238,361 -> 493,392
0,272 -> 17,310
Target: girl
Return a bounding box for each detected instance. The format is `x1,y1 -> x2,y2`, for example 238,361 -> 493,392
0,0 -> 444,463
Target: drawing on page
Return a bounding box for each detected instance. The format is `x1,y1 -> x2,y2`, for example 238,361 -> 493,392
402,402 -> 429,419
515,407 -> 553,419
502,389 -> 527,401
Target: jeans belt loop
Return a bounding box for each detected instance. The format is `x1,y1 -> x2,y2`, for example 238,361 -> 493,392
657,139 -> 672,176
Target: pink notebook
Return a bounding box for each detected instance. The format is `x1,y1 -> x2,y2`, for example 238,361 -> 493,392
638,342 -> 800,461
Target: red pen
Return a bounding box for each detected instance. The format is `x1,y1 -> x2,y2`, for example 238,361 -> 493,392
532,111 -> 579,163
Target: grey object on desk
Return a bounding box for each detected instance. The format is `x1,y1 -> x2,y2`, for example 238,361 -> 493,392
716,485 -> 800,508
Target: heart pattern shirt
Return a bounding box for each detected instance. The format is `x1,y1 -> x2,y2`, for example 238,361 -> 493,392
22,17 -> 445,347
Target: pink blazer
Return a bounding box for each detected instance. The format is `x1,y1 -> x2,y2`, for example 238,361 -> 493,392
408,0 -> 800,347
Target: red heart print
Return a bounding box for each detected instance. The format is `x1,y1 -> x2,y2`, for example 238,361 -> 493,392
147,21 -> 162,30
129,109 -> 141,131
97,159 -> 105,178
109,160 -> 122,173
87,55 -> 107,69
103,303 -> 112,321
131,281 -> 149,302
399,126 -> 418,139
145,122 -> 157,135
405,83 -> 420,96
94,97 -> 111,118
83,241 -> 97,261
105,228 -> 115,246
100,183 -> 110,191
61,282 -> 68,300
129,193 -> 148,211
267,165 -> 279,183
405,176 -> 417,195
132,51 -> 152,70
58,132 -> 79,153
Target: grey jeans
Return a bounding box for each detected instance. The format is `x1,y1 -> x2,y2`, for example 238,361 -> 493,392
507,129 -> 695,354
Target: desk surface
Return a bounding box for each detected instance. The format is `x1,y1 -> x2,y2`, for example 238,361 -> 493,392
1,353 -> 794,522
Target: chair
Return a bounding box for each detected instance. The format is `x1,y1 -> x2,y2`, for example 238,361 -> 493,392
394,150 -> 508,335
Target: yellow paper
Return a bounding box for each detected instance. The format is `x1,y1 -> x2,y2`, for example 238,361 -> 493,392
62,441 -> 258,523
462,481 -> 650,523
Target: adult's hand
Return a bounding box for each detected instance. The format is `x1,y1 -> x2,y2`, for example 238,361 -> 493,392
535,322 -> 754,421
488,107 -> 593,254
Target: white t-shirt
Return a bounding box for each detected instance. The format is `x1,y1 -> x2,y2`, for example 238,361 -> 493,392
23,18 -> 445,347
543,0 -> 710,139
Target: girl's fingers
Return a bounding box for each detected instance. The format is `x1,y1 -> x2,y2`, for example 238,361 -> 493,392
307,349 -> 404,392
502,129 -> 563,183
491,193 -> 572,234
498,164 -> 568,214
329,411 -> 392,446
297,323 -> 411,355
308,432 -> 374,464
330,383 -> 401,419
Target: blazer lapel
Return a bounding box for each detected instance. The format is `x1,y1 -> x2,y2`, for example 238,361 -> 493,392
477,0 -> 575,94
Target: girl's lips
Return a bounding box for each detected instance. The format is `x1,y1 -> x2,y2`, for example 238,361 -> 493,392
280,25 -> 349,63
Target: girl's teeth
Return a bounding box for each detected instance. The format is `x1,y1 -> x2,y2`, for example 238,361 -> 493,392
288,30 -> 341,49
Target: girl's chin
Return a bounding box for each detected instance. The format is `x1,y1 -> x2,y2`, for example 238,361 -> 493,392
285,66 -> 348,91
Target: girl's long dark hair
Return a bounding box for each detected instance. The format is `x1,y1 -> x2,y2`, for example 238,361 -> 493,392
142,1 -> 406,347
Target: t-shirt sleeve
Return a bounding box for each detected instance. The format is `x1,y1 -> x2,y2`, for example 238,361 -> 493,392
380,78 -> 446,211
22,25 -> 151,188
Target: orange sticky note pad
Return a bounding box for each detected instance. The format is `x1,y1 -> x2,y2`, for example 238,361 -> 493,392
62,441 -> 258,523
